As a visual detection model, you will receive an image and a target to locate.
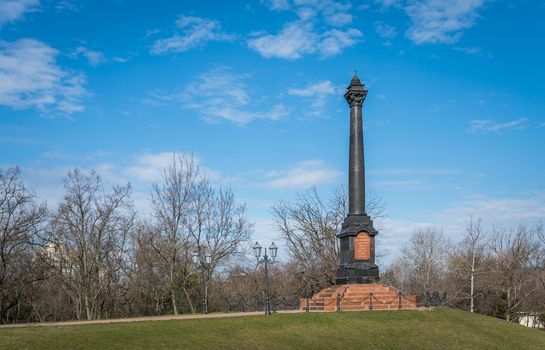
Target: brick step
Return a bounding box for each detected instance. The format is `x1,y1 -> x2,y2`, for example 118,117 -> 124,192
343,291 -> 398,296
339,304 -> 418,311
300,284 -> 419,311
344,284 -> 394,288
343,291 -> 391,295
343,286 -> 392,291
340,301 -> 416,306
344,290 -> 394,295
340,299 -> 416,304
342,296 -> 398,301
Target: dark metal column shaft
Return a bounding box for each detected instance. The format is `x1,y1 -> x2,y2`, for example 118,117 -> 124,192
349,101 -> 365,215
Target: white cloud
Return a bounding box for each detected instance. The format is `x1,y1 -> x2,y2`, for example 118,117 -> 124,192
468,118 -> 528,134
112,57 -> 128,63
124,152 -> 221,184
55,0 -> 78,12
288,80 -> 336,97
151,15 -> 234,54
0,0 -> 39,27
146,66 -> 289,125
124,152 -> 178,183
375,21 -> 397,39
379,191 -> 545,265
264,0 -> 291,11
370,168 -> 458,176
71,46 -> 105,66
11,151 -> 224,215
405,0 -> 486,44
264,160 -> 340,189
453,46 -> 482,55
372,179 -> 427,189
248,21 -> 317,60
319,28 -> 362,56
0,38 -> 86,115
253,217 -> 282,242
250,1 -> 361,59
182,67 -> 289,124
436,194 -> 545,230
378,217 -> 434,264
248,21 -> 361,59
288,80 -> 338,115
262,0 -> 353,25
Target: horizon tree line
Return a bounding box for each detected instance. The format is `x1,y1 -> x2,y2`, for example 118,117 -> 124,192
1,157 -> 544,324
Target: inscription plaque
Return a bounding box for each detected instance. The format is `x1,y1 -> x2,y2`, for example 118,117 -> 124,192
354,232 -> 370,260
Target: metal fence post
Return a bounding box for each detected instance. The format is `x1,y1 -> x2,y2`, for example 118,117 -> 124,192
306,298 -> 309,312
239,297 -> 245,313
369,292 -> 373,311
336,294 -> 341,312
224,298 -> 229,313
398,291 -> 402,310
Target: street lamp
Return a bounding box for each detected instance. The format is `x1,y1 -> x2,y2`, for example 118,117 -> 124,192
192,251 -> 212,314
253,241 -> 278,315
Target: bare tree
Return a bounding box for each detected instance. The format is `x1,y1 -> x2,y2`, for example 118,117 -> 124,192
185,184 -> 252,306
149,154 -> 252,314
400,227 -> 450,293
51,169 -> 133,320
489,224 -> 542,321
449,217 -> 488,312
465,218 -> 486,312
0,167 -> 47,323
150,155 -> 198,315
127,221 -> 181,316
272,186 -> 385,290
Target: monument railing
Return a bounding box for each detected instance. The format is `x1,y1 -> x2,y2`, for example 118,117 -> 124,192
207,290 -> 448,314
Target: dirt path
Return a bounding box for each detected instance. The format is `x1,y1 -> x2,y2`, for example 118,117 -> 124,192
0,310 -> 303,329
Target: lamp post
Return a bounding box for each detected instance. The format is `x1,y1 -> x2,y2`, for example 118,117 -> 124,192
192,251 -> 212,314
253,241 -> 278,315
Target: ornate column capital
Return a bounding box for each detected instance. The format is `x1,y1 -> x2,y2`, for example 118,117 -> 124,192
344,73 -> 368,107
344,90 -> 367,107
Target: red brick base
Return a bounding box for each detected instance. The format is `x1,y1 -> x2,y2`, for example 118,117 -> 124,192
299,284 -> 419,311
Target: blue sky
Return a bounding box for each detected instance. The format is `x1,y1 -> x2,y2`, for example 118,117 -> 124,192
1,0 -> 545,265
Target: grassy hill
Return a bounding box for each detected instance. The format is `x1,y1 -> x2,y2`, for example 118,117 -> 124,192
1,308 -> 544,350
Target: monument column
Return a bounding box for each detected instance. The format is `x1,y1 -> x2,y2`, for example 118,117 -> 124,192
336,73 -> 379,285
347,76 -> 366,215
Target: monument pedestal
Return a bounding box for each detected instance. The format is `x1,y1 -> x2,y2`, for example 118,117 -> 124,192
336,214 -> 379,284
300,284 -> 419,311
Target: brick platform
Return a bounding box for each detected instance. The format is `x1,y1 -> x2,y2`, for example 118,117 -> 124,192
299,284 -> 419,312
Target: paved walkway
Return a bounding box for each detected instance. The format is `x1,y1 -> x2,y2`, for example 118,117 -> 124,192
0,310 -> 303,329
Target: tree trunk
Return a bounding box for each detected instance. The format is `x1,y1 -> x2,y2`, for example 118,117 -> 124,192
470,250 -> 476,313
84,294 -> 91,320
506,289 -> 511,322
170,266 -> 178,315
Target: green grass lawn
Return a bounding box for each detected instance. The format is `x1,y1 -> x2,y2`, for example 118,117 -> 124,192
1,308 -> 544,350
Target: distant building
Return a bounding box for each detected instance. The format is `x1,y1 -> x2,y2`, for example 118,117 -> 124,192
518,312 -> 544,329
